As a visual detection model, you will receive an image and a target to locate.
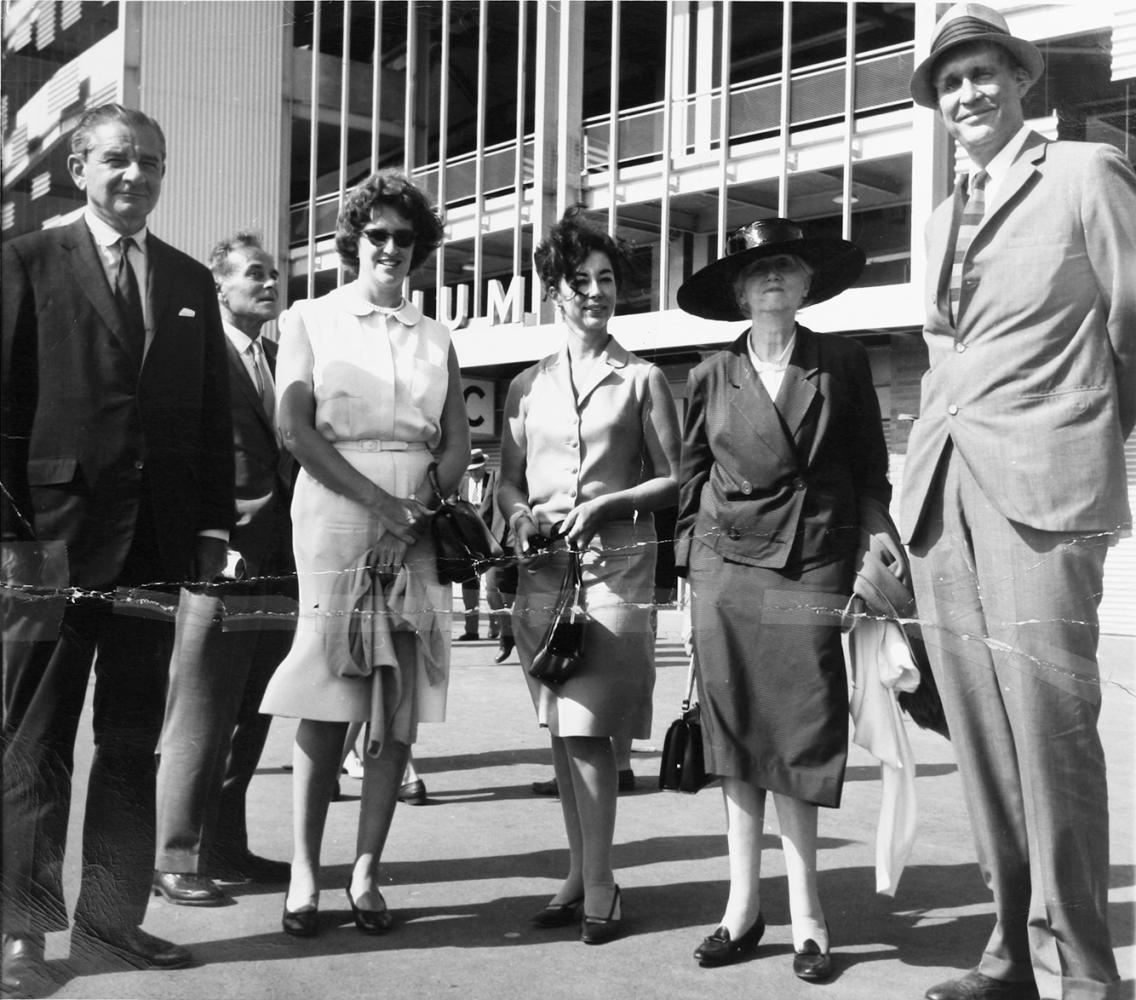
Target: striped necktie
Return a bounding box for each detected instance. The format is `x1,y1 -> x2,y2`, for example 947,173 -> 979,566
949,170 -> 987,326
115,236 -> 146,363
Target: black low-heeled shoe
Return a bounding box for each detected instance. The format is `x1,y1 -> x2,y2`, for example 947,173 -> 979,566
580,885 -> 622,945
346,887 -> 393,935
282,903 -> 319,937
792,930 -> 833,982
531,895 -> 584,928
693,913 -> 766,967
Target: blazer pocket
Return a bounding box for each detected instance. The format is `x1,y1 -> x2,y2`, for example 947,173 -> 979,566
26,457 -> 79,486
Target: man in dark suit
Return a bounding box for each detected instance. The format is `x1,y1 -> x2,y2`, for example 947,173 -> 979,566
901,7 -> 1135,1000
152,233 -> 295,907
1,104 -> 233,988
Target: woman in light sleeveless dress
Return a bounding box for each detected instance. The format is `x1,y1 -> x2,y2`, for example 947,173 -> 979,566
261,173 -> 470,938
497,210 -> 681,944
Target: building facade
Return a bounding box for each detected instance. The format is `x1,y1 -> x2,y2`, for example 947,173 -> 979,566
3,0 -> 1135,633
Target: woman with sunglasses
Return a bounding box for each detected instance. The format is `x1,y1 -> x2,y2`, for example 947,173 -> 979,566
261,171 -> 470,937
497,209 -> 680,944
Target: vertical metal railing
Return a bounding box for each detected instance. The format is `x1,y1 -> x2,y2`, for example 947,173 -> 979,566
841,0 -> 856,240
778,0 -> 792,219
305,0 -> 322,296
607,0 -> 621,237
370,0 -> 382,172
404,1 -> 416,172
512,0 -> 528,280
658,0 -> 675,309
436,0 -> 451,310
336,0 -> 351,285
472,0 -> 489,319
715,0 -> 732,255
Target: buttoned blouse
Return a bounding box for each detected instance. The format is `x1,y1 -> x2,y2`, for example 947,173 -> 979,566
275,284 -> 451,449
507,337 -> 662,528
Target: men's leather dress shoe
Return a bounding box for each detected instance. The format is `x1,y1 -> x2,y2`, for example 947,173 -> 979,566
456,632 -> 479,641
212,851 -> 291,884
397,779 -> 427,805
2,933 -> 51,997
693,914 -> 765,966
494,638 -> 515,663
71,925 -> 191,970
792,936 -> 833,982
152,871 -> 226,906
925,970 -> 1040,1000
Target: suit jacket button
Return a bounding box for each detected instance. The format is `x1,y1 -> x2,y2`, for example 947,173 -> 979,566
792,476 -> 806,491
947,404 -> 959,416
741,480 -> 752,495
954,342 -> 966,353
134,459 -> 145,470
727,527 -> 741,541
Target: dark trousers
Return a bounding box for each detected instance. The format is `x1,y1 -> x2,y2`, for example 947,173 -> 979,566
154,585 -> 293,872
2,598 -> 173,935
485,562 -> 517,640
461,580 -> 480,636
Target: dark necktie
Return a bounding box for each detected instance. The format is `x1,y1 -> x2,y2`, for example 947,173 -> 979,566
948,170 -> 987,326
115,236 -> 146,363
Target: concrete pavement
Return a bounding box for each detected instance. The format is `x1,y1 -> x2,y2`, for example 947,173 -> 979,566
26,615 -> 1136,999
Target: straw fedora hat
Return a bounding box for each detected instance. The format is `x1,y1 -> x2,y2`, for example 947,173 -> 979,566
676,218 -> 865,322
910,3 -> 1044,109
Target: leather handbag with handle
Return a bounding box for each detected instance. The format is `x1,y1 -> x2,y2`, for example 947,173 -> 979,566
527,542 -> 586,686
659,654 -> 712,793
427,462 -> 502,585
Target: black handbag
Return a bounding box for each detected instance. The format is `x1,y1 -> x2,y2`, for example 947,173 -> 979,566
659,656 -> 712,793
527,545 -> 586,686
427,464 -> 502,585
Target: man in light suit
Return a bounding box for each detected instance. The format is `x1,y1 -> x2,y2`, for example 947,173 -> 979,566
455,449 -> 496,641
1,104 -> 232,988
901,7 -> 1136,1000
152,234 -> 295,906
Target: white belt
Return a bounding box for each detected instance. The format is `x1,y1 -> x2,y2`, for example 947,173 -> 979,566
334,440 -> 427,452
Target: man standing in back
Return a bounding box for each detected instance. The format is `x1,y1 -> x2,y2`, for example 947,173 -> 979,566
902,7 -> 1135,999
152,233 -> 295,907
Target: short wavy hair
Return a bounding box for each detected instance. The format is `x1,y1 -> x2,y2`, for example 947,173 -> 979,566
533,207 -> 630,297
208,231 -> 267,280
70,103 -> 166,160
335,171 -> 445,274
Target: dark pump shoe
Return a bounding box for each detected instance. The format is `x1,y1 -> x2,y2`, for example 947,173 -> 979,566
531,895 -> 583,928
693,914 -> 765,966
494,638 -> 515,663
71,925 -> 191,970
580,886 -> 622,945
1,932 -> 51,996
792,936 -> 833,982
345,887 -> 393,935
925,970 -> 1040,1000
397,778 -> 427,805
212,851 -> 291,884
281,904 -> 319,938
152,871 -> 226,906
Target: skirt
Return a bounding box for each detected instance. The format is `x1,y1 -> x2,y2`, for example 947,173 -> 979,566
513,519 -> 656,739
688,539 -> 852,807
260,447 -> 450,745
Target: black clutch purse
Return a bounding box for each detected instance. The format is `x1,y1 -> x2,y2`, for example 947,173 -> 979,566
527,545 -> 586,686
659,656 -> 712,793
427,463 -> 502,585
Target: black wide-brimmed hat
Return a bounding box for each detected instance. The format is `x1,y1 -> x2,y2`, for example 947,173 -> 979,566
676,218 -> 865,322
910,3 -> 1044,109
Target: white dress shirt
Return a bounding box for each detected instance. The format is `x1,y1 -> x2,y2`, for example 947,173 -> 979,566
83,209 -> 154,353
747,329 -> 797,401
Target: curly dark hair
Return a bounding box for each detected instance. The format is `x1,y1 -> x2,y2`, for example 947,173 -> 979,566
533,207 -> 630,298
335,171 -> 445,274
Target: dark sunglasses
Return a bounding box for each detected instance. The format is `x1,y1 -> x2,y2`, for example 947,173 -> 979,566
360,227 -> 416,249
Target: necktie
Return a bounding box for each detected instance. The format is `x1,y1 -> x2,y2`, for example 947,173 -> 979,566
115,236 -> 146,363
248,339 -> 276,421
948,170 -> 987,326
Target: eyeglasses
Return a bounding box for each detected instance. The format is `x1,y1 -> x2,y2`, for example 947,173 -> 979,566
360,227 -> 416,249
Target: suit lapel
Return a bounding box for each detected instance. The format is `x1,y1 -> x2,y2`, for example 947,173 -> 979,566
775,327 -> 819,443
147,234 -> 176,334
930,182 -> 965,321
725,335 -> 794,466
978,131 -> 1047,238
226,337 -> 275,437
61,220 -> 142,368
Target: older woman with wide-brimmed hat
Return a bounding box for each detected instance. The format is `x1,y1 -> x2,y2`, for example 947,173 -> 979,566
674,218 -> 894,979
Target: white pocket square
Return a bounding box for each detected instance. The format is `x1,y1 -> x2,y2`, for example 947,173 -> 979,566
178,307 -> 196,317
